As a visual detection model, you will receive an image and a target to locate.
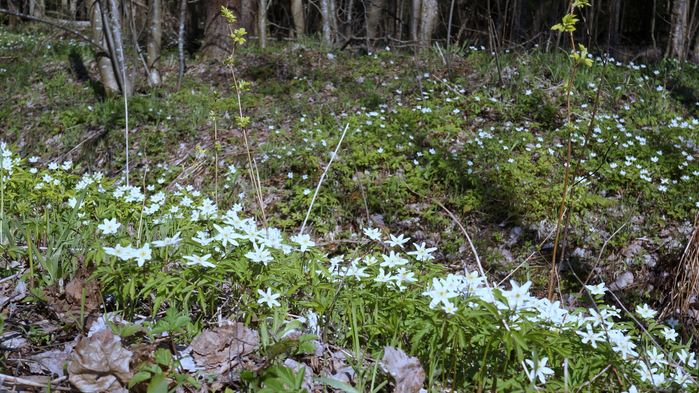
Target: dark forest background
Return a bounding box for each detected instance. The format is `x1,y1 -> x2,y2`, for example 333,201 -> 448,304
0,0 -> 695,63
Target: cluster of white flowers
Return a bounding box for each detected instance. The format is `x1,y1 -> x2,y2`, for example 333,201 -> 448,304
113,184 -> 146,203
419,271 -> 694,387
0,143 -> 22,183
103,242 -> 152,267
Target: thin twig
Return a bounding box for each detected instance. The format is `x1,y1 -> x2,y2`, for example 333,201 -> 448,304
0,373 -> 73,391
300,123 -> 350,235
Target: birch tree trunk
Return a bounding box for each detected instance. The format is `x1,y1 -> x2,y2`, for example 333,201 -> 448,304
292,0 -> 305,36
667,0 -> 688,59
176,0 -> 186,91
146,0 -> 162,85
258,0 -> 268,48
418,0 -> 437,46
108,0 -> 132,96
366,0 -> 385,40
410,0 -> 421,42
69,0 -> 78,17
88,0 -> 120,94
61,0 -> 69,17
320,0 -> 333,43
345,0 -> 354,37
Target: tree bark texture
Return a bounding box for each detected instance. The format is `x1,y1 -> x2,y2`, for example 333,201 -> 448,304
418,0 -> 437,46
609,0 -> 621,59
7,0 -> 20,26
241,0 -> 253,36
30,0 -> 45,18
200,0 -> 241,58
177,0 -> 186,91
320,0 -> 333,43
88,0 -> 120,94
146,0 -> 162,85
258,0 -> 268,48
107,0 -> 132,96
366,0 -> 386,39
410,0 -> 420,42
292,0 -> 304,36
667,0 -> 688,58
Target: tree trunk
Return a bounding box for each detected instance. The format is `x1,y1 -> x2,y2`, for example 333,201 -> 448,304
146,0 -> 162,86
329,0 -> 338,39
258,0 -> 267,48
107,0 -> 132,96
410,0 -> 420,42
667,0 -> 688,59
513,0 -> 526,43
7,0 -> 20,26
609,0 -> 621,60
200,0 -> 242,58
69,0 -> 78,17
88,0 -> 120,94
417,0 -> 437,46
292,0 -> 305,36
343,0 -> 354,37
241,0 -> 253,36
320,0 -> 333,43
366,0 -> 385,40
30,0 -> 45,18
177,0 -> 186,90
61,0 -> 69,17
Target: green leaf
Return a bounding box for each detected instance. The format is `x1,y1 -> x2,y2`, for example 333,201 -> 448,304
154,348 -> 172,367
129,371 -> 153,388
120,323 -> 142,338
146,372 -> 168,393
262,378 -> 285,390
510,331 -> 529,352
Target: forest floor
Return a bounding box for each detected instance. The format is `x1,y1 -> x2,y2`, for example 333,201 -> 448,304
1,23 -> 699,391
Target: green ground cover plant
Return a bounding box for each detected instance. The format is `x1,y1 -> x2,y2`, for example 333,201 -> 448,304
1,5 -> 699,391
0,140 -> 697,390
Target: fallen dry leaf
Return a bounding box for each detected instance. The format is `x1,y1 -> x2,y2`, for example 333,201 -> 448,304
382,346 -> 425,393
28,341 -> 76,377
189,322 -> 258,368
68,328 -> 133,392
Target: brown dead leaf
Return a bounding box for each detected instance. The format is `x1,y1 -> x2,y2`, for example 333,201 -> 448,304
28,341 -> 75,377
68,328 -> 133,392
382,346 -> 425,393
189,322 -> 258,368
46,263 -> 101,326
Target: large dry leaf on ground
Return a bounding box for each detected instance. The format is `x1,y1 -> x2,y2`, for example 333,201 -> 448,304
68,328 -> 133,392
28,341 -> 75,377
50,267 -> 101,326
189,323 -> 258,368
382,346 -> 425,393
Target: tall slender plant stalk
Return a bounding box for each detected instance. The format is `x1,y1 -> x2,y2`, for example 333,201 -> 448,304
547,0 -> 593,300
